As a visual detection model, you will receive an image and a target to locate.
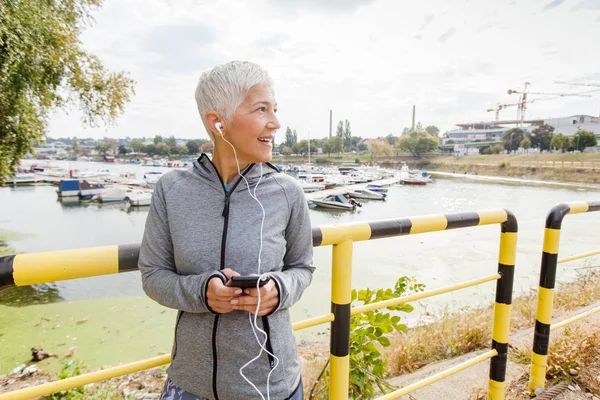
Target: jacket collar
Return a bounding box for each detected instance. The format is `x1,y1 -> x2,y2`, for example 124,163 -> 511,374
193,153 -> 279,192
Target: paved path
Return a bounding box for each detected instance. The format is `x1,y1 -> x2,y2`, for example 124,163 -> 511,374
384,300 -> 600,399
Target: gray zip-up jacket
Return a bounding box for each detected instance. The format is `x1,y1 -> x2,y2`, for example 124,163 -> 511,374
139,154 -> 314,400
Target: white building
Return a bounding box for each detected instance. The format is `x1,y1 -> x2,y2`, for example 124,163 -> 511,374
535,115 -> 600,137
442,114 -> 600,144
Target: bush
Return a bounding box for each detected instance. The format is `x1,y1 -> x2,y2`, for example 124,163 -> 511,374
499,162 -> 508,169
355,157 -> 360,164
311,277 -> 425,399
315,157 -> 331,164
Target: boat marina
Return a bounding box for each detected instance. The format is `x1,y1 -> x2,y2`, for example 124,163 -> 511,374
3,160 -> 433,210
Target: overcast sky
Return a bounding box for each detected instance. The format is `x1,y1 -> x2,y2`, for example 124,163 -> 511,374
48,0 -> 600,142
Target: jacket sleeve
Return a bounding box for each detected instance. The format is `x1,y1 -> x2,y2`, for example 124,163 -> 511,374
269,180 -> 315,312
138,179 -> 222,314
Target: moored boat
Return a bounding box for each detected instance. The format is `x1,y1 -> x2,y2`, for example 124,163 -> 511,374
311,193 -> 360,210
5,174 -> 39,185
366,184 -> 388,193
126,190 -> 152,207
347,188 -> 386,200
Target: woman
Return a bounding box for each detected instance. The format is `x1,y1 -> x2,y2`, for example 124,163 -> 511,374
139,61 -> 314,400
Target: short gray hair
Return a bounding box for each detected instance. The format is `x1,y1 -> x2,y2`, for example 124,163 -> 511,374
195,61 -> 274,141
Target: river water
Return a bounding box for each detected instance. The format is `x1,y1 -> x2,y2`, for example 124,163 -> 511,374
1,160 -> 599,373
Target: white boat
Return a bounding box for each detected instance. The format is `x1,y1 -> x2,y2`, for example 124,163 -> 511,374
5,174 -> 39,185
97,188 -> 130,203
78,180 -> 107,199
299,181 -> 325,193
144,171 -> 164,186
366,184 -> 388,193
348,188 -> 386,200
311,193 -> 359,211
126,190 -> 152,207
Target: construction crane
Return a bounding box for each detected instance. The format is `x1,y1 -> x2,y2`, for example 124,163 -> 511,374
555,81 -> 600,88
487,93 -> 592,121
496,82 -> 594,125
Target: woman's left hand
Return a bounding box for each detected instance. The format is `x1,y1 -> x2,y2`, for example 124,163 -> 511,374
230,278 -> 279,316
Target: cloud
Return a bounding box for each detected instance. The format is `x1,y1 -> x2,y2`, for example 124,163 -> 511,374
542,0 -> 566,12
438,27 -> 456,43
571,0 -> 600,10
140,23 -> 219,73
419,15 -> 435,31
271,0 -> 374,13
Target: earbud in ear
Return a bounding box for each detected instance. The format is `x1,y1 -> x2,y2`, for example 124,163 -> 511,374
215,122 -> 223,135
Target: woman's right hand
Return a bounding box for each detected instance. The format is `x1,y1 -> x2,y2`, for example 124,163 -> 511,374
207,268 -> 242,313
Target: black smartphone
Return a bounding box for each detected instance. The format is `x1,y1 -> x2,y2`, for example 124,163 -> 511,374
229,275 -> 271,289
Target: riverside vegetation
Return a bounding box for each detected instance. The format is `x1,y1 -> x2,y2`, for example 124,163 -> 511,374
2,269 -> 600,399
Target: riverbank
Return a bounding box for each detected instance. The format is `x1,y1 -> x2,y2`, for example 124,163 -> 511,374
3,270 -> 600,399
410,153 -> 600,185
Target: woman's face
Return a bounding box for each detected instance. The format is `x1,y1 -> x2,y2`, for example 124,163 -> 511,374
225,85 -> 280,164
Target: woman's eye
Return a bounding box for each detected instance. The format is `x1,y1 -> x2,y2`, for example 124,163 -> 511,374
257,107 -> 266,112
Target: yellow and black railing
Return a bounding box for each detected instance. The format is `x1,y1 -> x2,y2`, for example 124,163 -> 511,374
0,209 -> 518,400
0,244 -> 140,289
529,200 -> 600,395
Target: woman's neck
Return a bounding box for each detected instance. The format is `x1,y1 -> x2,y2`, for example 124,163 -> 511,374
211,146 -> 249,184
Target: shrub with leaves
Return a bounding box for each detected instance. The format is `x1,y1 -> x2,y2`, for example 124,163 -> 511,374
311,276 -> 425,399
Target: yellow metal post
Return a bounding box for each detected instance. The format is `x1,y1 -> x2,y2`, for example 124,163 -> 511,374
488,213 -> 518,400
329,239 -> 353,400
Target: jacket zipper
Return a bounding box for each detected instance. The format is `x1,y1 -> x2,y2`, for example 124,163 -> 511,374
207,158 -> 255,400
262,316 -> 276,368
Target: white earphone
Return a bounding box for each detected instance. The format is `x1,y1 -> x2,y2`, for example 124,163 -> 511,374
215,122 -> 223,135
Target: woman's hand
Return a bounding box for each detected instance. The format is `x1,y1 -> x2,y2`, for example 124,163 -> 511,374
206,268 -> 242,314
230,277 -> 279,316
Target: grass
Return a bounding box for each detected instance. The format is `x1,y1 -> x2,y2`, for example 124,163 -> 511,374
385,270 -> 600,376
3,271 -> 600,399
505,326 -> 600,399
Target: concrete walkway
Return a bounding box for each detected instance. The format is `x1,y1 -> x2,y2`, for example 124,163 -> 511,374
383,300 -> 600,399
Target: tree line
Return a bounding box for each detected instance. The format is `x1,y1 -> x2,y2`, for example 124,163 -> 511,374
500,125 -> 597,154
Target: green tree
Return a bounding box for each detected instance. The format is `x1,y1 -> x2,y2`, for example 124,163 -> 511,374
178,146 -> 189,156
343,119 -> 352,149
398,130 -> 440,157
186,139 -> 202,154
72,137 -> 80,157
520,137 -> 531,152
153,135 -> 163,145
572,130 -> 598,152
425,125 -> 440,136
281,146 -> 292,156
292,140 -> 317,155
167,136 -> 177,148
529,124 -> 554,151
144,144 -> 156,155
550,133 -> 569,153
502,128 -> 524,153
95,142 -> 110,155
416,121 -> 423,131
284,127 -> 294,147
321,139 -> 332,156
155,142 -> 169,156
292,129 -> 298,145
0,0 -> 135,182
385,134 -> 396,145
130,139 -> 144,153
330,136 -> 344,154
358,142 -> 368,152
118,144 -> 129,155
336,121 -> 344,138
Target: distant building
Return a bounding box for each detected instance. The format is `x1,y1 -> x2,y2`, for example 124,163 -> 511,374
442,114 -> 600,145
531,115 -> 600,137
